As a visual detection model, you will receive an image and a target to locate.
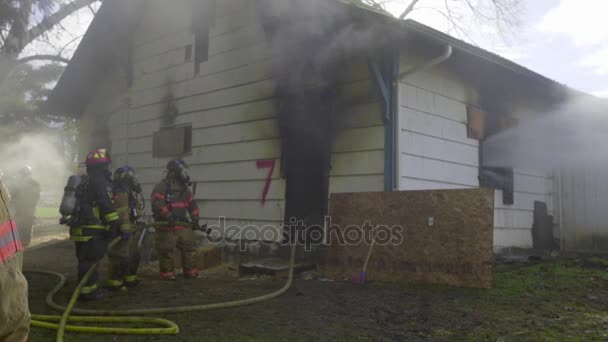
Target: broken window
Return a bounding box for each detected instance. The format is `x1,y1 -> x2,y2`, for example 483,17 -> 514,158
191,0 -> 216,74
479,166 -> 514,205
153,125 -> 193,158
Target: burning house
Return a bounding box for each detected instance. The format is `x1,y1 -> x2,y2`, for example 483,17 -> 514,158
46,0 -> 579,254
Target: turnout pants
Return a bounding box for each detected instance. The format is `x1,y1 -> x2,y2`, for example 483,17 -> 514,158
74,231 -> 110,294
108,234 -> 141,287
155,228 -> 198,278
0,253 -> 30,342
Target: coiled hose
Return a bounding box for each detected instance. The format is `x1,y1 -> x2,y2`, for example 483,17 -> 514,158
27,223 -> 298,341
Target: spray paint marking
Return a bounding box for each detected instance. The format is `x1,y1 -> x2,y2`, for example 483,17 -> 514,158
256,160 -> 276,206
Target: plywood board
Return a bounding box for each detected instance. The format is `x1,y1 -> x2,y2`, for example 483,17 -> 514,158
326,189 -> 494,288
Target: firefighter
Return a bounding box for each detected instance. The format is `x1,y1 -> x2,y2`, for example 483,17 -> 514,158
151,159 -> 200,280
0,179 -> 30,341
70,149 -> 121,300
107,166 -> 142,290
10,166 -> 40,247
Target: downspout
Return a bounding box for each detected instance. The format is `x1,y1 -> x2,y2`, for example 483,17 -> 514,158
368,52 -> 399,192
399,45 -> 453,80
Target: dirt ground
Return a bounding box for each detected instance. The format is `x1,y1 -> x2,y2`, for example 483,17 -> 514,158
23,238 -> 608,342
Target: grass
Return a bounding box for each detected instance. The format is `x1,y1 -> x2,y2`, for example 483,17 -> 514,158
35,207 -> 60,218
25,253 -> 608,341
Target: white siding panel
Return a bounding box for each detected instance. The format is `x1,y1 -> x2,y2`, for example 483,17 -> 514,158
333,126 -> 384,152
400,154 -> 479,187
189,160 -> 281,182
494,189 -> 553,212
128,137 -> 153,154
400,107 -> 477,146
400,178 -> 474,191
400,131 -> 478,167
130,60 -> 273,108
330,175 -> 384,193
134,43 -> 270,91
494,209 -> 534,230
197,181 -> 285,201
399,84 -> 468,123
494,228 -> 532,249
334,102 -> 383,129
399,57 -> 470,102
331,151 -> 384,176
191,119 -> 279,147
190,139 -> 281,164
111,139 -> 128,156
128,120 -> 161,139
178,80 -> 276,113
201,200 -> 284,222
178,100 -> 275,129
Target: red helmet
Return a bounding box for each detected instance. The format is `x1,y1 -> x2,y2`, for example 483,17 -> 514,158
85,149 -> 111,166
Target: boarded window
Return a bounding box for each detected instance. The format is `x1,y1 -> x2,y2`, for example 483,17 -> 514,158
191,0 -> 216,74
467,106 -> 486,140
153,125 -> 193,158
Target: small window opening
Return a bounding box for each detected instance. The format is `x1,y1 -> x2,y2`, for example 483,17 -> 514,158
191,0 -> 216,74
153,124 -> 193,158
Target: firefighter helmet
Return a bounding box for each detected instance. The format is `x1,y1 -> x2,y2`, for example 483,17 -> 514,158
166,159 -> 191,185
114,166 -> 141,192
85,149 -> 111,166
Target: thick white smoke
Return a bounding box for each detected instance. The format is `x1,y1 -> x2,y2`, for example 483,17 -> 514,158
482,96 -> 608,171
0,133 -> 71,205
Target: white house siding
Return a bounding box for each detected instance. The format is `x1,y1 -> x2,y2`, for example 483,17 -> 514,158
78,0 -> 385,241
396,54 -> 555,250
494,170 -> 554,250
126,0 -> 283,239
397,56 -> 480,191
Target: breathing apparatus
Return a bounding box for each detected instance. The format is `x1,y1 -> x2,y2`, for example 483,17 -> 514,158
113,166 -> 145,221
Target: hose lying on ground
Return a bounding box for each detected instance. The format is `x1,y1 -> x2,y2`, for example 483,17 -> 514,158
26,223 -> 298,341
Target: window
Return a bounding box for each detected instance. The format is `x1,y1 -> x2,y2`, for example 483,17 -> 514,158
191,0 -> 216,74
479,166 -> 514,205
153,125 -> 193,158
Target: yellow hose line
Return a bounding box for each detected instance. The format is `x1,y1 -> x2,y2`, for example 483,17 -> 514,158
27,239 -> 297,340
30,315 -> 179,335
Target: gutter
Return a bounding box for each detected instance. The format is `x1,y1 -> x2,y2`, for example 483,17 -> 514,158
399,45 -> 453,80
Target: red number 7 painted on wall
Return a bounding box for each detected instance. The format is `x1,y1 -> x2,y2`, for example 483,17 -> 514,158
256,159 -> 276,206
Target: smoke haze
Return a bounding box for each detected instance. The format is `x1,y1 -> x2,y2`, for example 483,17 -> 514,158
482,97 -> 608,171
0,133 -> 71,203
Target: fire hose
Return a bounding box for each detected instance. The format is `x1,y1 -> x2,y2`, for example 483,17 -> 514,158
26,221 -> 298,342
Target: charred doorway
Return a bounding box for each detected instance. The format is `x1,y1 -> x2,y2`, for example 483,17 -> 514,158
256,0 -> 353,248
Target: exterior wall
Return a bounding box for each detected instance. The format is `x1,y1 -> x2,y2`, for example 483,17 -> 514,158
494,169 -> 554,250
555,168 -> 608,253
396,53 -> 554,250
81,0 -> 384,240
397,55 -> 480,191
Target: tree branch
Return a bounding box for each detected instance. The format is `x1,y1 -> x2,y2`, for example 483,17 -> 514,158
2,0 -> 99,56
17,54 -> 70,64
399,0 -> 421,19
